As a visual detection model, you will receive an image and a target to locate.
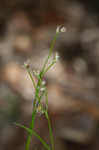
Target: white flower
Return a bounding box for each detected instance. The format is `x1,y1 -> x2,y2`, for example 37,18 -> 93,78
56,25 -> 66,33
42,80 -> 46,86
56,26 -> 60,33
60,26 -> 66,32
40,87 -> 45,92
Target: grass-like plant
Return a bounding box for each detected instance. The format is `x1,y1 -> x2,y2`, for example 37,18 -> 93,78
15,26 -> 66,150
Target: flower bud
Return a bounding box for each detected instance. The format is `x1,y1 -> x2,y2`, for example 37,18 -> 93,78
56,25 -> 66,33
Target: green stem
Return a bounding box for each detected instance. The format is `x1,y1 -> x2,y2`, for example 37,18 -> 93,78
45,112 -> 54,150
41,32 -> 58,75
25,134 -> 32,150
25,72 -> 43,150
25,67 -> 36,89
32,130 -> 51,150
43,61 -> 56,75
15,122 -> 51,150
25,110 -> 36,150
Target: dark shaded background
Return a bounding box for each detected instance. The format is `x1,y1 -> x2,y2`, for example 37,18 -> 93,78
1,0 -> 99,150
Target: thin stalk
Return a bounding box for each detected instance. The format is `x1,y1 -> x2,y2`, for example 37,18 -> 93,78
45,112 -> 54,150
45,89 -> 48,110
43,61 -> 56,75
32,130 -> 51,150
41,32 -> 58,75
25,72 -> 43,150
37,91 -> 45,106
25,67 -> 36,89
25,109 -> 36,150
15,122 -> 51,150
14,123 -> 32,134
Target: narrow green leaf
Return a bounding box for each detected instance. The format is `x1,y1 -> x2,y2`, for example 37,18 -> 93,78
32,129 -> 51,150
14,123 -> 32,134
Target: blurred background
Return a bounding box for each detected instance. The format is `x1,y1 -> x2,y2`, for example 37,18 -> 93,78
1,0 -> 99,150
